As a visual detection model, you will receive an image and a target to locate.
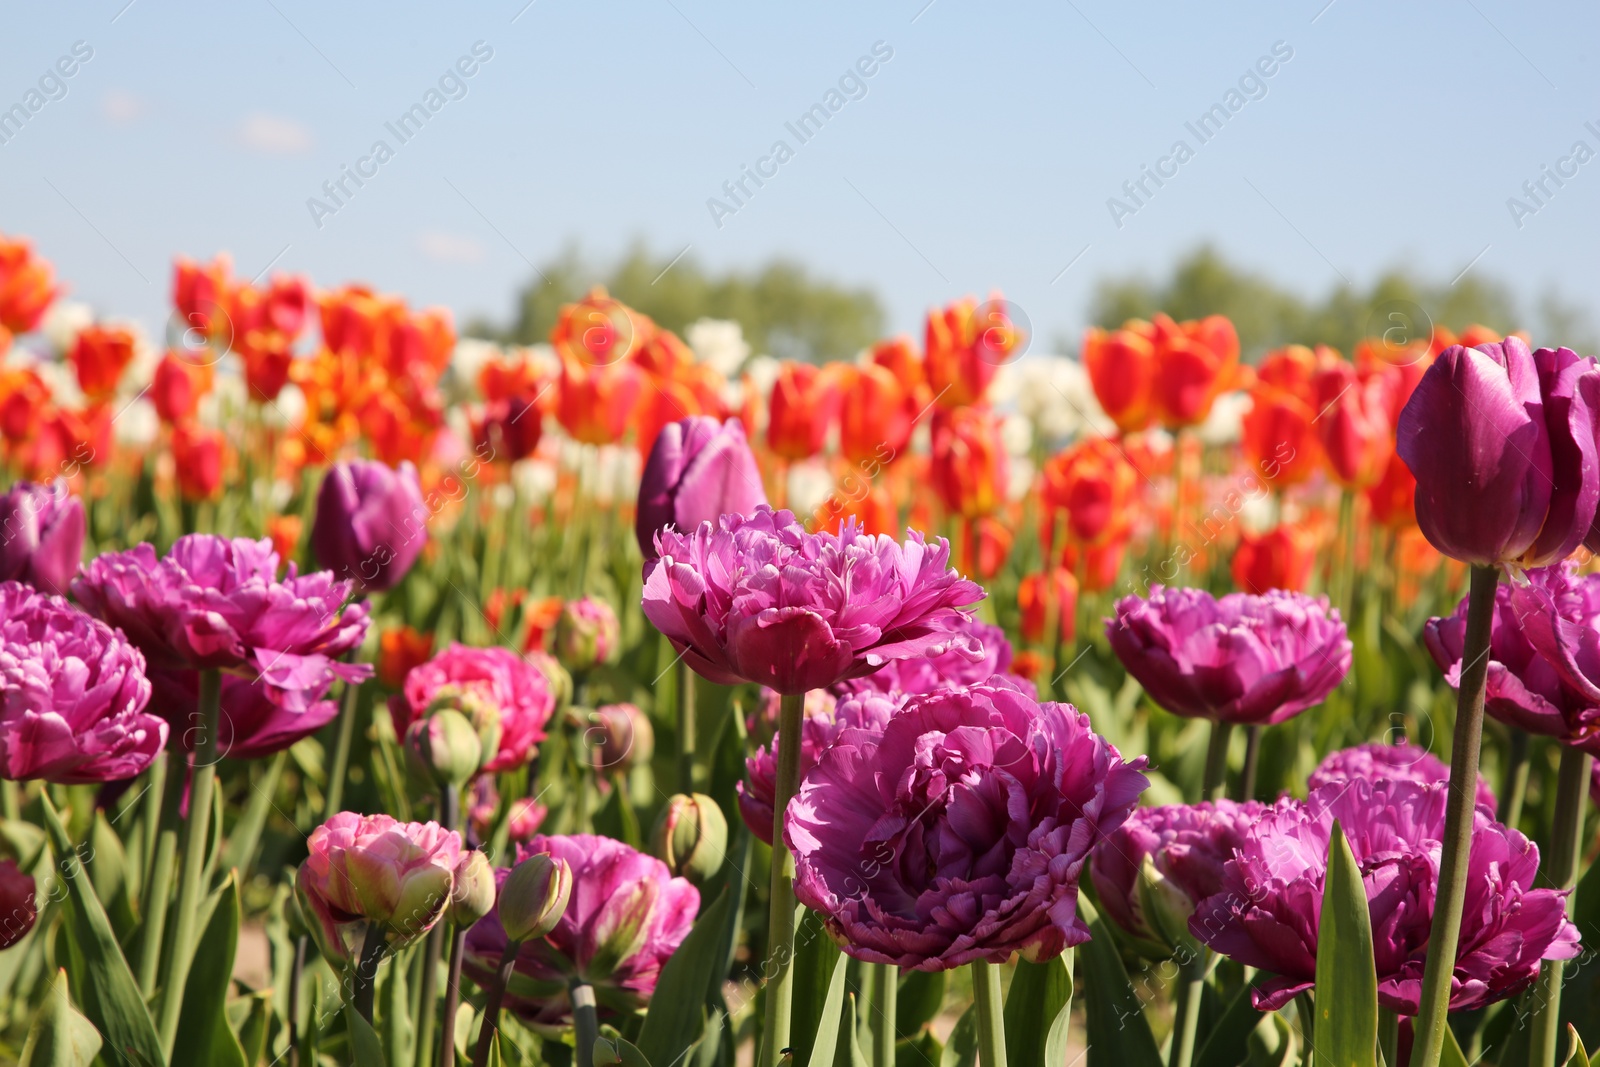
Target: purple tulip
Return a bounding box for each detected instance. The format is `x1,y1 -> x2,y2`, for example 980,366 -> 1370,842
72,535 -> 372,711
1089,799 -> 1263,954
788,679 -> 1149,970
0,581 -> 164,783
1106,585 -> 1351,725
0,480 -> 84,596
836,618 -> 1032,698
147,669 -> 341,761
1397,340 -> 1600,566
636,416 -> 767,560
642,506 -> 984,694
462,834 -> 699,1031
737,688 -> 903,845
1189,778 -> 1581,1014
1424,562 -> 1600,752
1309,741 -> 1498,812
311,459 -> 427,594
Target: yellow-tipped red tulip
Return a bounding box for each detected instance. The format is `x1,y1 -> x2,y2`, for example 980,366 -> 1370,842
925,293 -> 1020,408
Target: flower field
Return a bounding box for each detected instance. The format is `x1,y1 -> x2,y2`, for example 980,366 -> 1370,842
0,229 -> 1597,1067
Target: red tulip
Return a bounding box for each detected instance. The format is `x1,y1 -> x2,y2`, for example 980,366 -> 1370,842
1040,437 -> 1138,548
1150,313 -> 1239,427
556,354 -> 644,447
1018,567 -> 1079,644
839,363 -> 912,465
1312,355 -> 1394,489
1083,321 -> 1159,435
151,351 -> 213,424
930,407 -> 1008,519
925,293 -> 1021,408
171,254 -> 231,337
69,324 -> 137,400
172,423 -> 225,501
1232,522 -> 1319,593
767,361 -> 838,461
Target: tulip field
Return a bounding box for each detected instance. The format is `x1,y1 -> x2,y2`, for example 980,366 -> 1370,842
2,230 -> 1599,1067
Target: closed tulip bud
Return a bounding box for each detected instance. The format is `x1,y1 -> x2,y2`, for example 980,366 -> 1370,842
499,852 -> 573,943
404,710 -> 484,790
1082,321 -> 1158,435
555,597 -> 620,674
424,686 -> 505,771
635,416 -> 768,560
527,649 -> 573,713
650,793 -> 728,885
1137,855 -> 1201,956
586,703 -> 653,774
448,850 -> 496,927
311,458 -> 427,594
585,878 -> 660,980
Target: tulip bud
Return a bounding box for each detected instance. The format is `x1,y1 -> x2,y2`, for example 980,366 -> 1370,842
0,480 -> 85,597
1137,855 -> 1201,957
584,878 -> 659,980
448,850 -> 496,927
650,793 -> 728,885
404,710 -> 484,791
555,597 -> 620,674
586,703 -> 653,774
424,685 -> 505,770
310,458 -> 427,594
527,650 -> 573,713
499,853 -> 572,943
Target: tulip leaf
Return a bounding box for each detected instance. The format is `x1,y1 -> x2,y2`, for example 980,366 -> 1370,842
171,871 -> 246,1067
88,812 -> 136,942
20,968 -> 102,1067
1439,1020 -> 1471,1067
38,794 -> 166,1067
345,1000 -> 389,1067
897,968 -> 947,1038
899,1030 -> 945,1067
1004,949 -> 1074,1067
1079,897 -> 1163,1067
940,1004 -> 978,1067
382,944 -> 414,1067
803,946 -> 852,1067
1196,980 -> 1273,1067
1314,821 -> 1378,1067
1566,1026 -> 1591,1067
635,885 -> 731,1067
844,993 -> 871,1067
790,905 -> 844,1067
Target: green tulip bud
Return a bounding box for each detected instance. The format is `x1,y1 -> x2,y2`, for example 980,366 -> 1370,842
404,709 -> 484,790
650,793 -> 728,885
423,685 -> 504,767
1137,855 -> 1201,957
527,651 -> 573,714
498,853 -> 572,943
554,597 -> 620,674
448,850 -> 497,927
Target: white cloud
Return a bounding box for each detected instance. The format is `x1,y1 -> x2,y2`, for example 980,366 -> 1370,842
417,230 -> 486,264
236,112 -> 313,155
102,89 -> 146,124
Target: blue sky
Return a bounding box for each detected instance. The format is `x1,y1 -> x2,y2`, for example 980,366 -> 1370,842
3,0 -> 1596,349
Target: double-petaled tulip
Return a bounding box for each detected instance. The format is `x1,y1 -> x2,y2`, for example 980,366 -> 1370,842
1231,521 -> 1319,594
68,324 -> 137,400
391,644 -> 555,775
767,361 -> 839,461
1313,355 -> 1395,488
1151,313 -> 1239,428
1107,585 -> 1350,725
310,458 -> 427,595
642,505 -> 983,694
297,812 -> 465,961
925,293 -> 1021,408
1083,320 -> 1158,435
1040,437 -> 1138,549
0,235 -> 58,348
1189,779 -> 1580,1013
0,480 -> 84,596
147,669 -> 343,761
1310,741 -> 1497,812
151,351 -> 213,424
171,424 -> 225,501
0,582 -> 162,782
930,407 -> 1008,519
463,834 -> 699,1031
835,616 -> 1022,698
636,416 -> 766,560
1397,339 -> 1600,566
789,679 -> 1149,969
0,859 -> 36,948
1019,567 -> 1079,645
839,362 -> 914,465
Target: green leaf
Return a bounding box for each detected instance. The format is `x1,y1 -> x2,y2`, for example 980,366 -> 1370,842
1079,897 -> 1163,1067
382,944 -> 414,1067
38,794 -> 166,1067
1439,1021 -> 1471,1067
1246,1013 -> 1298,1067
170,872 -> 247,1067
804,948 -> 852,1067
635,886 -> 732,1067
1566,1026 -> 1591,1067
899,1030 -> 945,1067
1314,821 -> 1378,1067
790,906 -> 844,1067
940,1005 -> 978,1067
20,968 -> 102,1067
896,968 -> 947,1038
844,994 -> 870,1067
600,1029 -> 657,1067
87,812 -> 136,941
1196,981 -> 1271,1067
234,991 -> 273,1067
346,1001 -> 389,1067
1004,950 -> 1074,1067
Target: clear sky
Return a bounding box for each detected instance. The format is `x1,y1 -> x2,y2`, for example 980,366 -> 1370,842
3,0 -> 1596,349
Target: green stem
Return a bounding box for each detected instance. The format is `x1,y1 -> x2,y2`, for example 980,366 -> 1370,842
1497,729 -> 1530,829
137,755 -> 182,997
416,785 -> 458,1067
972,960 -> 1008,1067
572,981 -> 599,1067
288,934 -> 306,1067
1202,720 -> 1232,802
1169,954 -> 1205,1067
1239,725 -> 1261,802
219,750 -> 288,879
1528,746 -> 1592,1067
1410,564 -> 1498,1067
678,660 -> 696,794
1,779 -> 17,820
323,659 -> 364,818
352,923 -> 388,1025
471,938 -> 522,1067
759,691 -> 806,1067
158,667 -> 222,1054
439,926 -> 466,1067
874,962 -> 898,1067
1379,1008 -> 1400,1067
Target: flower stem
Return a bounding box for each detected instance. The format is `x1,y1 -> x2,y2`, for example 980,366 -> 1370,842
471,938 -> 522,1067
759,691 -> 806,1067
158,667 -> 222,1055
1169,951 -> 1206,1067
1528,745 -> 1592,1067
873,962 -> 898,1067
1410,563 -> 1498,1067
1202,720 -> 1232,802
1379,1007 -> 1400,1067
438,925 -> 467,1067
323,659 -> 363,818
416,784 -> 458,1067
352,923 -> 388,1024
288,934 -> 307,1067
137,753 -> 179,997
572,981 -> 600,1067
972,959 -> 1008,1067
678,660 -> 697,794
1239,725 -> 1261,801
1497,729 -> 1529,828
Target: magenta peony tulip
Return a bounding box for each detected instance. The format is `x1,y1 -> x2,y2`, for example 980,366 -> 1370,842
642,506 -> 984,694
788,679 -> 1148,970
147,668 -> 341,760
72,535 -> 371,708
462,834 -> 699,1031
1396,340 -> 1600,567
297,811 -> 464,961
1106,585 -> 1351,725
310,458 -> 427,594
737,688 -> 903,845
0,480 -> 84,596
1310,741 -> 1497,812
1425,562 -> 1600,752
836,617 -> 1032,698
1189,779 -> 1580,1013
390,643 -> 555,775
0,582 -> 163,783
636,415 -> 767,560
0,858 -> 36,948
1089,799 -> 1263,954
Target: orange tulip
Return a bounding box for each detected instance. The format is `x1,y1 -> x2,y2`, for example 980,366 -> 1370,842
925,293 -> 1021,408
555,351 -> 644,446
69,324 -> 137,400
151,351 -> 214,424
1082,321 -> 1158,435
959,516 -> 1013,580
1232,522 -> 1318,593
870,335 -> 927,402
0,368 -> 50,443
480,351 -> 547,404
1009,649 -> 1046,682
1039,437 -> 1138,548
172,423 -> 225,501
0,234 -> 58,345
521,595 -> 564,654
171,253 -> 231,337
1311,355 -> 1393,489
267,514 -> 303,564
379,626 -> 434,688
767,361 -> 839,461
1018,567 -> 1079,645
839,362 -> 913,465
1241,349 -> 1323,486
1150,313 -> 1239,427
550,286 -> 647,368
930,407 -> 1008,519
1061,537 -> 1127,593
1355,338 -> 1432,425
1366,451 -> 1416,528
814,480 -> 898,537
